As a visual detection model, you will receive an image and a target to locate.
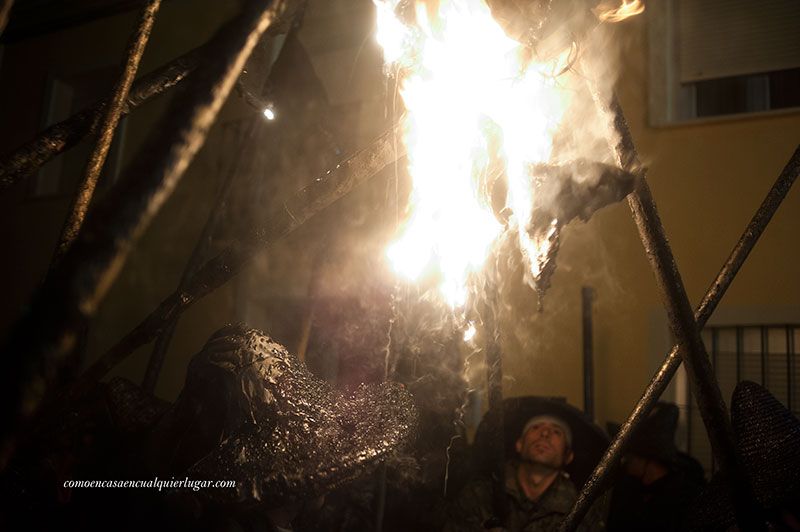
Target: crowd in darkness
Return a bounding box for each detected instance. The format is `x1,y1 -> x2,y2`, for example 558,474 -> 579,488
3,322 -> 799,532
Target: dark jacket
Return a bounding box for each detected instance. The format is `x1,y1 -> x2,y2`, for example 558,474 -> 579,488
444,462 -> 607,531
607,469 -> 702,532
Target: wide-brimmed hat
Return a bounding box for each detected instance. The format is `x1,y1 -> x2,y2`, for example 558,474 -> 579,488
472,396 -> 609,488
149,324 -> 417,507
688,381 -> 800,530
607,402 -> 680,466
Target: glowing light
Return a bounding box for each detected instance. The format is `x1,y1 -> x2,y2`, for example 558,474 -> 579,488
376,0 -> 572,306
463,322 -> 477,342
593,0 -> 645,23
263,107 -> 275,120
373,0 -> 411,64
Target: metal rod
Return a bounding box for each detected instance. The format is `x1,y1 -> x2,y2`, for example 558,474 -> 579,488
0,0 -> 289,469
64,120 -> 405,401
560,121 -> 800,532
562,144 -> 799,531
50,0 -> 161,268
614,101 -> 756,530
760,326 -> 768,388
0,3 -> 300,192
787,325 -> 794,411
582,286 -> 595,420
141,119 -> 260,392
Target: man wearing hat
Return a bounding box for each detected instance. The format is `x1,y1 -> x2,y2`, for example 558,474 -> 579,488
444,397 -> 609,531
606,402 -> 704,532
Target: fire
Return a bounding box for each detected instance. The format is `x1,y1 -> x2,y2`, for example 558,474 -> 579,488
463,322 -> 477,342
592,0 -> 645,23
377,0 -> 573,307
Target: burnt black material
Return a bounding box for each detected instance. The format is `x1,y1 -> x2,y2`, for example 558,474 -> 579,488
154,325 -> 417,506
526,160 -> 640,299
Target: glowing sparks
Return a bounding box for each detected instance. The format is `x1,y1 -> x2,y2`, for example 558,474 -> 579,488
593,0 -> 645,23
262,107 -> 276,120
377,0 -> 572,306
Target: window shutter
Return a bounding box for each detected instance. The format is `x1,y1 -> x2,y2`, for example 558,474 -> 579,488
678,0 -> 800,82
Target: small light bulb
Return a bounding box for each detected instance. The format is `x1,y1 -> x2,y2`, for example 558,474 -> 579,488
263,107 -> 275,120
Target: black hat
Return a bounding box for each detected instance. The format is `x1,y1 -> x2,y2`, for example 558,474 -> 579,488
149,324 -> 417,507
688,381 -> 800,529
472,396 -> 609,488
608,402 -> 680,465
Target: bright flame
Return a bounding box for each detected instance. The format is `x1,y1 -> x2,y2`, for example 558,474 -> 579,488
263,107 -> 275,120
374,0 -> 410,64
593,0 -> 645,23
463,322 -> 477,342
378,0 -> 572,306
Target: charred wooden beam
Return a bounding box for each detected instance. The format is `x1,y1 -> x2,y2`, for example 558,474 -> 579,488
51,0 -> 162,267
613,96 -> 764,532
0,0 -> 290,469
67,120 -> 406,400
560,97 -> 793,532
561,143 -> 800,531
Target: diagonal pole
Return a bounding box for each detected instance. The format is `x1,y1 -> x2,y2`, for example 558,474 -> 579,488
0,0 -> 290,470
611,95 -> 762,531
561,92 -> 777,530
561,143 -> 800,531
50,0 -> 162,268
66,121 -> 406,402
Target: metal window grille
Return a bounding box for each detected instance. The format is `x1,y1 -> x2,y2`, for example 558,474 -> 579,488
683,324 -> 800,474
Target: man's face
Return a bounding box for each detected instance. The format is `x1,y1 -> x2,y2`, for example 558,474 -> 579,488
515,420 -> 574,469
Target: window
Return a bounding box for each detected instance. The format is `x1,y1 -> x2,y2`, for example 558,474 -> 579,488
680,323 -> 799,475
30,67 -> 127,199
648,0 -> 800,124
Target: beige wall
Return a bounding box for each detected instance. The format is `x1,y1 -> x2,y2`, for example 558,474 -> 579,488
500,17 -> 800,426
